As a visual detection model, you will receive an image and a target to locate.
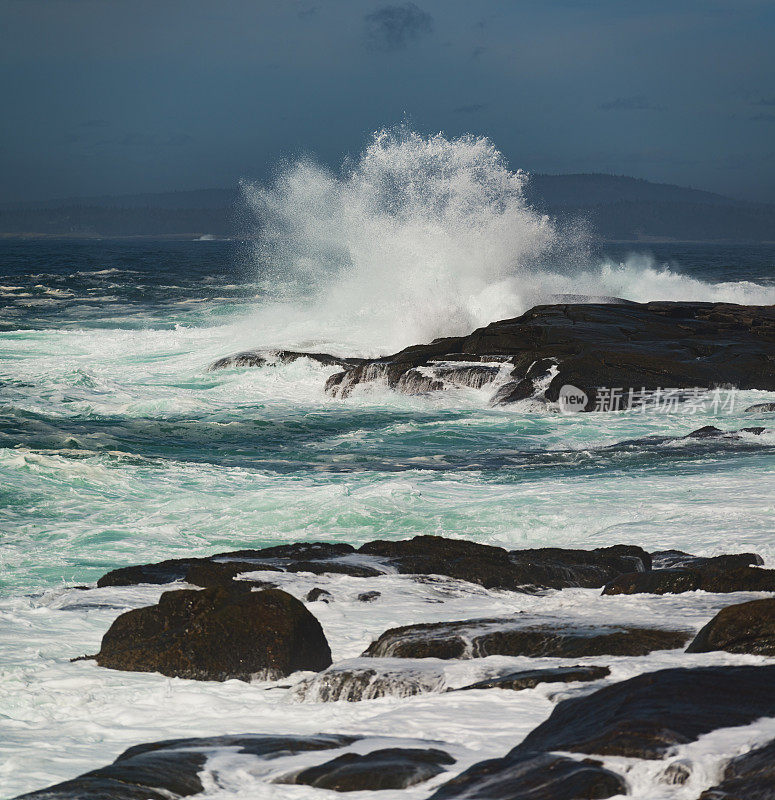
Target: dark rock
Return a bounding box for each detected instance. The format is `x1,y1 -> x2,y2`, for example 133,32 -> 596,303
358,535 -> 650,591
650,549 -> 763,570
685,425 -> 766,438
97,558 -> 208,588
325,302 -> 775,404
429,752 -> 625,800
456,665 -> 610,692
184,561 -> 271,588
285,560 -> 384,578
93,586 -> 332,681
687,597 -> 775,655
306,587 -> 333,603
14,734 -> 356,800
283,747 -> 455,791
603,565 -> 775,595
513,664 -> 775,759
208,349 -> 364,371
222,542 -> 356,560
363,618 -> 688,659
745,402 -> 775,413
491,378 -> 536,405
699,738 -> 775,799
357,591 -> 381,602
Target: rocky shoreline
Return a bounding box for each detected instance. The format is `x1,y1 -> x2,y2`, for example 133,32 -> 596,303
210,301 -> 775,411
18,534 -> 775,799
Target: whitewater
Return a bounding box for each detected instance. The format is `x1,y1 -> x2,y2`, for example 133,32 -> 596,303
2,129 -> 775,799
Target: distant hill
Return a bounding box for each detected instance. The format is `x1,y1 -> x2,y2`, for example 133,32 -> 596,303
0,174 -> 773,241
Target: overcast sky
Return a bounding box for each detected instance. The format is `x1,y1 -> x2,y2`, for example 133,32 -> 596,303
2,0 -> 774,203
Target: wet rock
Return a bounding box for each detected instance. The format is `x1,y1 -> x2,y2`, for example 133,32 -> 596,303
326,302 -> 775,403
93,586 -> 332,681
745,402 -> 775,413
14,734 -> 356,800
96,541 -> 374,587
306,587 -> 333,603
293,659 -> 446,702
686,597 -> 775,655
208,349 -> 364,371
283,747 -> 455,791
603,565 -> 775,595
699,738 -> 775,799
357,591 -> 381,602
650,549 -> 763,570
429,752 -> 625,800
358,534 -> 649,591
514,664 -> 775,759
685,425 -> 766,438
184,561 -> 276,589
363,618 -> 688,659
456,665 -> 610,692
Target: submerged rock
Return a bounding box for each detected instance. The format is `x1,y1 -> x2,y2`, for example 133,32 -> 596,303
513,664 -> 775,759
685,425 -> 767,438
293,659 -> 447,702
744,402 -> 775,413
687,597 -> 775,655
429,752 -> 625,800
93,586 -> 332,681
208,349 -> 364,371
281,747 -> 455,791
14,734 -> 356,800
603,565 -> 775,595
363,618 -> 688,659
699,738 -> 775,799
455,665 -> 611,692
325,302 -> 775,405
305,587 -> 333,603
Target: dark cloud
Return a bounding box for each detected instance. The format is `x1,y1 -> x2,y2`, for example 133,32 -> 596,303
599,95 -> 661,111
750,112 -> 775,122
452,103 -> 487,114
471,45 -> 486,59
751,97 -> 775,107
364,2 -> 433,51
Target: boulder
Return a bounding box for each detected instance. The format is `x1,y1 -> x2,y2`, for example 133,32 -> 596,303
603,566 -> 775,595
357,591 -> 381,602
282,747 -> 455,791
513,664 -> 775,759
456,665 -> 610,692
429,752 -> 625,800
93,586 -> 332,681
699,738 -> 775,799
305,587 -> 333,603
13,734 -> 356,800
686,597 -> 775,655
363,618 -> 688,659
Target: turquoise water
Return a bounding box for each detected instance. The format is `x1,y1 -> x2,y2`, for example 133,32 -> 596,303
2,238 -> 775,595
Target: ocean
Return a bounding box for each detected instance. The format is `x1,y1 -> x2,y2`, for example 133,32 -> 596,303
2,131 -> 775,798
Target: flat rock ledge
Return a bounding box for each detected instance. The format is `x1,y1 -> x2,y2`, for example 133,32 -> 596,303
319,301 -> 775,406
362,618 -> 689,659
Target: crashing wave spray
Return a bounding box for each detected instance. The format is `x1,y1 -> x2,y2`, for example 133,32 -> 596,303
241,127 -> 775,355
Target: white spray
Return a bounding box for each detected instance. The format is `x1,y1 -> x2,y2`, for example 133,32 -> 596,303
241,127 -> 775,356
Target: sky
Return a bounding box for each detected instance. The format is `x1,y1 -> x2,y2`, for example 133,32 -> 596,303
1,0 -> 774,203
